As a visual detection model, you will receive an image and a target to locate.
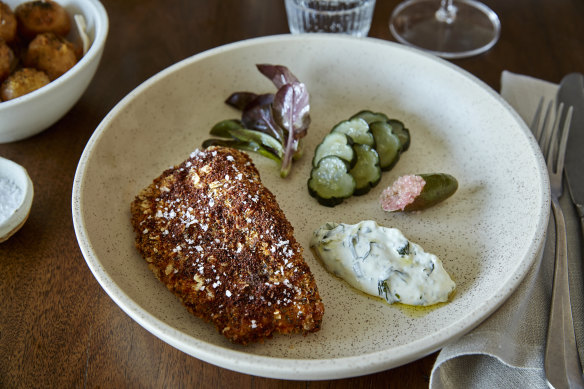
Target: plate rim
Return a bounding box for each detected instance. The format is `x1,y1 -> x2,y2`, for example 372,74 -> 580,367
72,33 -> 550,380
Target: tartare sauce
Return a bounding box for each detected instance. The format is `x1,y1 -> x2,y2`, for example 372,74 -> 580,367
310,220 -> 455,306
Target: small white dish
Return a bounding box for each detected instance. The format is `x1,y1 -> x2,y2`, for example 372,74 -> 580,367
0,156 -> 33,242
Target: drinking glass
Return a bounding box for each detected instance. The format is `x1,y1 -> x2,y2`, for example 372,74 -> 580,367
389,0 -> 500,59
285,0 -> 376,37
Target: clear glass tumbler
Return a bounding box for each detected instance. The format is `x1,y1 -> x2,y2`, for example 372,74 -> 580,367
285,0 -> 376,37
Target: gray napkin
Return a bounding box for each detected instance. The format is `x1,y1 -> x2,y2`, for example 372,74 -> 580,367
429,71 -> 584,388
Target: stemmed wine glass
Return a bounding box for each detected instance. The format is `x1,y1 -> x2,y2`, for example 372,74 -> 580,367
389,0 -> 501,59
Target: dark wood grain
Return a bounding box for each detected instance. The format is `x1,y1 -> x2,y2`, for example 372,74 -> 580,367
1,0 -> 583,387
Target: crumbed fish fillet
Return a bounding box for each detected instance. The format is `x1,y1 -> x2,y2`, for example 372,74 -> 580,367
131,146 -> 324,344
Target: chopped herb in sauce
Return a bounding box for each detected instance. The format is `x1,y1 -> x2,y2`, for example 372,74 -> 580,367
311,220 -> 455,307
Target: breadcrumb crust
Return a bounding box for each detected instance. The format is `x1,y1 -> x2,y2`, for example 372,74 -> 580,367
130,146 -> 324,344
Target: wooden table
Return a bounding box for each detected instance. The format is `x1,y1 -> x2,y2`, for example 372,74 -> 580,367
1,0 -> 583,387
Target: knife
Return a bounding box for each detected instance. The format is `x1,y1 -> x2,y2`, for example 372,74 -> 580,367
558,72 -> 584,230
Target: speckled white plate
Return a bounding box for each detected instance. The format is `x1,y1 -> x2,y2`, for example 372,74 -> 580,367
72,35 -> 549,380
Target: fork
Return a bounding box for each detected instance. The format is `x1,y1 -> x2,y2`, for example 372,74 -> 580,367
531,99 -> 584,388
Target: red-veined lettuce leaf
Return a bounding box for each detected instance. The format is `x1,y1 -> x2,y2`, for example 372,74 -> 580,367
205,64 -> 310,178
272,82 -> 311,177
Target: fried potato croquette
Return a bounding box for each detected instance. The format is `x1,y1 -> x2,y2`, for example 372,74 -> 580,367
0,0 -> 83,103
0,1 -> 17,43
1,67 -> 49,101
0,40 -> 15,82
15,0 -> 71,40
24,32 -> 77,80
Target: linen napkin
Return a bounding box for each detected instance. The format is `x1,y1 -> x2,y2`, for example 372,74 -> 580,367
429,71 -> 584,388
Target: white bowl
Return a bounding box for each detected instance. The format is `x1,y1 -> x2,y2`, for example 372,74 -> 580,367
73,35 -> 548,379
0,156 -> 33,242
0,0 -> 109,143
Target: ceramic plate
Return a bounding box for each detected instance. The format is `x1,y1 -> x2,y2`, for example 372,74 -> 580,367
72,35 -> 549,380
